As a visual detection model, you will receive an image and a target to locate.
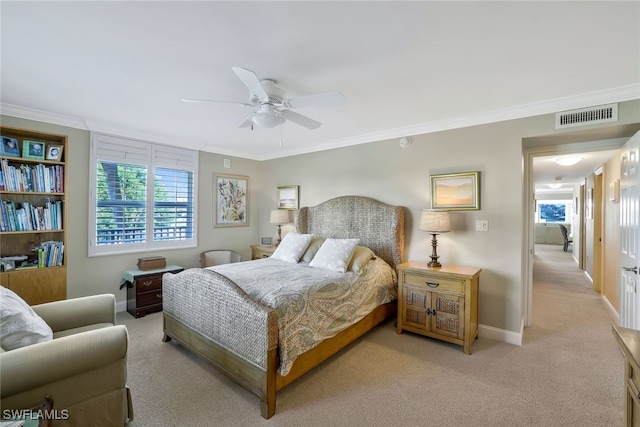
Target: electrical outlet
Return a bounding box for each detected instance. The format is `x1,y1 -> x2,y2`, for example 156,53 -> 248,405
476,220 -> 489,231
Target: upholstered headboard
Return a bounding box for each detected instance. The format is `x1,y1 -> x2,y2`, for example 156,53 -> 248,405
296,196 -> 405,269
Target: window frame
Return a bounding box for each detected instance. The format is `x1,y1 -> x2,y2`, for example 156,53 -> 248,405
89,133 -> 198,257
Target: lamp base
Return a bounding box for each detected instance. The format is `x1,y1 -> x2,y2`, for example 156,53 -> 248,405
427,259 -> 442,268
428,233 -> 442,268
276,225 -> 283,246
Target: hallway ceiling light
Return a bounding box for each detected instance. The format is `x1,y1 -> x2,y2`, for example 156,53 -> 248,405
555,156 -> 582,166
548,183 -> 563,189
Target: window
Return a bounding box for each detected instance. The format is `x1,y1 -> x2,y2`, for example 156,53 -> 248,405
89,133 -> 198,256
536,200 -> 573,223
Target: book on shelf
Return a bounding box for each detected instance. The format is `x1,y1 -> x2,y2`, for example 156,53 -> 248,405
0,199 -> 62,232
0,159 -> 64,193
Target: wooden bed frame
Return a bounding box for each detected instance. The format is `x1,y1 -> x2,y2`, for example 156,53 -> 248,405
162,196 -> 405,418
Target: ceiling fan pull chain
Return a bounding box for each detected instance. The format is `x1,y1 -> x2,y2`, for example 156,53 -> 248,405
280,124 -> 283,147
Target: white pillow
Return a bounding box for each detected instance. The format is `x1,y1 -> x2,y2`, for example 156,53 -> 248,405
309,238 -> 359,273
0,287 -> 53,351
271,233 -> 312,264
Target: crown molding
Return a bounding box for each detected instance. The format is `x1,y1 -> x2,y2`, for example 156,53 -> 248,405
3,83 -> 639,161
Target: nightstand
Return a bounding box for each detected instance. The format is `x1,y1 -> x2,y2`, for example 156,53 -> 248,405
122,265 -> 184,318
397,261 -> 481,354
250,245 -> 276,260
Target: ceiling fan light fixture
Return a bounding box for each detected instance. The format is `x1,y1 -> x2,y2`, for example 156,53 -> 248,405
555,156 -> 582,166
251,105 -> 285,128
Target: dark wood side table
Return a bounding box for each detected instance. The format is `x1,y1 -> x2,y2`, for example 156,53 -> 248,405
122,265 -> 183,318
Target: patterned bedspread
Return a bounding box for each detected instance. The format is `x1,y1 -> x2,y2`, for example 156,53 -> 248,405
208,257 -> 397,376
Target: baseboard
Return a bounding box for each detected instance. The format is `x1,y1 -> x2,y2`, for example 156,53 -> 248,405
478,324 -> 522,346
116,300 -> 127,313
601,295 -> 620,325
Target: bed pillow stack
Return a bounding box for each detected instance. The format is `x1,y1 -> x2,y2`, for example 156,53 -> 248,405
270,233 -> 377,274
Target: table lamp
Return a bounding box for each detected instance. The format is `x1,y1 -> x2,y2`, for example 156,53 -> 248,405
419,210 -> 451,267
270,209 -> 290,246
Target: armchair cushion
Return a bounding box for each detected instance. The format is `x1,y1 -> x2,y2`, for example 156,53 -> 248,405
0,287 -> 53,351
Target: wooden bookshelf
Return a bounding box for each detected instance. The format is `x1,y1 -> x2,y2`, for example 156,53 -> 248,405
0,126 -> 67,304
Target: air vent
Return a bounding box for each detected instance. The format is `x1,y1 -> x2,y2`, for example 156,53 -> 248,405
556,103 -> 618,129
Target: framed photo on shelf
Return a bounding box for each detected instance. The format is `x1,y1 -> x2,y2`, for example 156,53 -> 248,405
277,185 -> 299,210
46,144 -> 64,161
1,136 -> 20,158
430,171 -> 481,211
214,173 -> 249,227
22,140 -> 45,160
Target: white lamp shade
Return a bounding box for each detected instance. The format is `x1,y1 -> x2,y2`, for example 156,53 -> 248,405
419,210 -> 450,233
270,209 -> 290,225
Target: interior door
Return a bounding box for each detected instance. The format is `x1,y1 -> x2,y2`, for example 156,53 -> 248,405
620,131 -> 640,329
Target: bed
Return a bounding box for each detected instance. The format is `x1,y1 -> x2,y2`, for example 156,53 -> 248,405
161,196 -> 405,418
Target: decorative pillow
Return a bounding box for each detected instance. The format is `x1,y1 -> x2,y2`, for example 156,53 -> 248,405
309,238 -> 359,273
0,287 -> 53,351
300,236 -> 325,263
271,233 -> 312,264
348,246 -> 376,274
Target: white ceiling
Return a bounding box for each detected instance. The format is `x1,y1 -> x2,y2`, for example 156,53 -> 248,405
1,1 -> 639,166
533,147 -> 622,194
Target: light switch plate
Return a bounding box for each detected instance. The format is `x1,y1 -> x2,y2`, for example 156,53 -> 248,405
476,220 -> 489,231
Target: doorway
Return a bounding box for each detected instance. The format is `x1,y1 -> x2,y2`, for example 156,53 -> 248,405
522,124 -> 640,328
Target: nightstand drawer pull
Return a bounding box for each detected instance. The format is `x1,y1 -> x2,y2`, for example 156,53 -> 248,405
156,293 -> 162,299
425,281 -> 440,288
142,280 -> 153,287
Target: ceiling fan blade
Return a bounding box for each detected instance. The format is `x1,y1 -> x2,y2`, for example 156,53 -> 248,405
280,110 -> 321,130
238,114 -> 254,128
284,92 -> 345,109
232,67 -> 269,100
181,98 -> 253,108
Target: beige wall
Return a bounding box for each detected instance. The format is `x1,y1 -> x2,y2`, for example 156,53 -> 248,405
2,99 -> 639,338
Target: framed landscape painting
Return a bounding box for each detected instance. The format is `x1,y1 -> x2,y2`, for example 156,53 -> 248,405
430,171 -> 480,211
277,185 -> 299,210
214,173 -> 249,227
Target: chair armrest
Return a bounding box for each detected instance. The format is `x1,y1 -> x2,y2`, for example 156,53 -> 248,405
32,294 -> 116,332
0,325 -> 128,398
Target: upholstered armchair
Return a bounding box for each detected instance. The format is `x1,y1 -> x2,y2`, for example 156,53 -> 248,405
0,293 -> 133,426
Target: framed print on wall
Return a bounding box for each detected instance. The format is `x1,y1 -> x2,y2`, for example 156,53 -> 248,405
430,171 -> 481,211
214,173 -> 249,227
277,185 -> 299,210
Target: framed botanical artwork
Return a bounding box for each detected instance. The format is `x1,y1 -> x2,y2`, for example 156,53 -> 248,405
430,171 -> 481,211
22,140 -> 45,160
46,144 -> 64,161
277,185 -> 299,210
214,173 -> 249,227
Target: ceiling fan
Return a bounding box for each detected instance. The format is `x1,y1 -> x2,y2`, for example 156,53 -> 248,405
182,67 -> 345,130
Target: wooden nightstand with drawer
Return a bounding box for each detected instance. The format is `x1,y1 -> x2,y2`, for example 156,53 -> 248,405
251,245 -> 276,260
123,265 -> 184,318
397,261 -> 481,354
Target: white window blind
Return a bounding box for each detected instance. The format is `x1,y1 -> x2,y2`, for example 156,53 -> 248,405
89,133 -> 198,256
